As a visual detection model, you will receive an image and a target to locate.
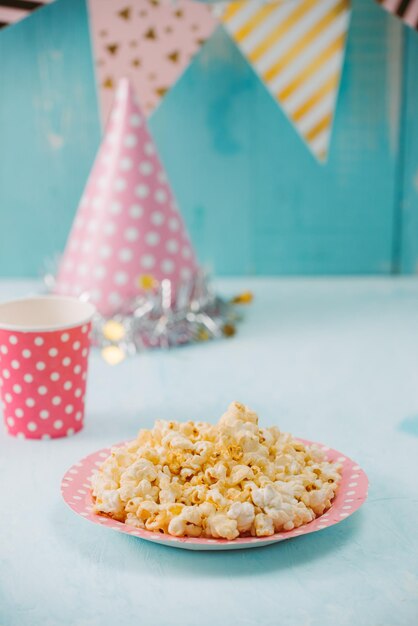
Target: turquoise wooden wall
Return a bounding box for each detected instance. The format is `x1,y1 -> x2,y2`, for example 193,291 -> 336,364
399,29 -> 418,273
0,0 -> 417,277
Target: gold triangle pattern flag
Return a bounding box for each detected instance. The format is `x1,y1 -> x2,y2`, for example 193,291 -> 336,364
88,0 -> 217,122
221,0 -> 351,162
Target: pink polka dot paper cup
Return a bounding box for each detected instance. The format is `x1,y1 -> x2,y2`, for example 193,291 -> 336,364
0,296 -> 95,440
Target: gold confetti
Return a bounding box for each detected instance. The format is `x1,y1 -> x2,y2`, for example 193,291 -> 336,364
197,328 -> 210,342
231,291 -> 253,304
167,51 -> 179,63
118,7 -> 131,20
144,27 -> 156,40
174,9 -> 183,18
106,43 -> 119,56
131,58 -> 141,68
103,320 -> 126,342
102,77 -> 114,89
101,345 -> 126,366
138,274 -> 158,291
222,324 -> 236,337
155,86 -> 168,98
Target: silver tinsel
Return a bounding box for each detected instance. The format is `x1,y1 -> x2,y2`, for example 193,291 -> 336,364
44,268 -> 252,364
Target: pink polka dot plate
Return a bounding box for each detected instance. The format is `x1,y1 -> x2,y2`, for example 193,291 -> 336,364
61,440 -> 368,551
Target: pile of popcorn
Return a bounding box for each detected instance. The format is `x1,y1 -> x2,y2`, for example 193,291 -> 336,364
91,402 -> 342,540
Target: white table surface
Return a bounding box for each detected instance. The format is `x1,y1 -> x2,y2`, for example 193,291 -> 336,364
1,278 -> 418,626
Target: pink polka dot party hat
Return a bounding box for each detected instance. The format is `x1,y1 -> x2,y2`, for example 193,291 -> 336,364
54,77 -> 198,317
51,78 -> 249,359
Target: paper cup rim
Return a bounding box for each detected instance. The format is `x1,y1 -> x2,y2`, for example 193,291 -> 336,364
0,296 -> 96,332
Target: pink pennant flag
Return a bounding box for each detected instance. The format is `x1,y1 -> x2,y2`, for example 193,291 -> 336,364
88,0 -> 217,122
54,78 -> 198,316
0,1 -> 52,30
378,0 -> 418,29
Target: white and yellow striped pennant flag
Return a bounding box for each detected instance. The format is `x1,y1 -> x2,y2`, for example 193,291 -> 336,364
220,0 -> 351,162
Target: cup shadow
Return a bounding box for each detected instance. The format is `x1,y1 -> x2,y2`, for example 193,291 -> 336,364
53,501 -> 364,579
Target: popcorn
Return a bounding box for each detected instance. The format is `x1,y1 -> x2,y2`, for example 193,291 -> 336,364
251,485 -> 281,509
254,513 -> 275,537
227,502 -> 255,533
206,513 -> 239,540
92,402 -> 341,540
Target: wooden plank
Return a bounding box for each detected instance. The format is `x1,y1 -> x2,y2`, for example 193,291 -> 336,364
399,27 -> 418,273
0,0 -> 406,276
151,0 -> 401,275
0,0 -> 101,277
